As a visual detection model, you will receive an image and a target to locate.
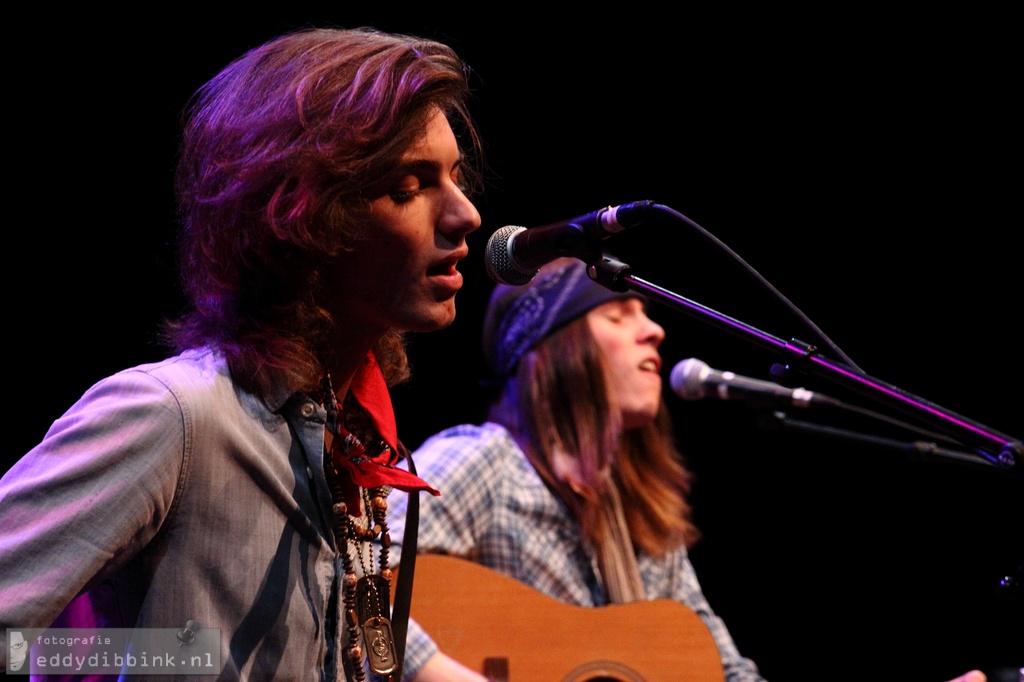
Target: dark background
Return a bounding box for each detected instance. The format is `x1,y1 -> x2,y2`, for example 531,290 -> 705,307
7,9 -> 1021,681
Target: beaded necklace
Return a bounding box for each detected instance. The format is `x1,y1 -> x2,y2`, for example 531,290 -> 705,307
318,353 -> 438,681
322,375 -> 395,680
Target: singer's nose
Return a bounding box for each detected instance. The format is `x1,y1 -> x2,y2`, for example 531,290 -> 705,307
439,181 -> 480,239
644,316 -> 665,347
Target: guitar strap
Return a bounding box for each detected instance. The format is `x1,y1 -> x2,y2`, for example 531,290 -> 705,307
390,444 -> 420,682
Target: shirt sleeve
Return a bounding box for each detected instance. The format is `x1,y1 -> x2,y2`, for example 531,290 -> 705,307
0,368 -> 186,643
661,551 -> 766,681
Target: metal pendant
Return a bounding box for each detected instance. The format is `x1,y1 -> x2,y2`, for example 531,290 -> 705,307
356,574 -> 396,676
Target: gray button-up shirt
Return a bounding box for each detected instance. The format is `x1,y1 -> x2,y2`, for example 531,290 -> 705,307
0,347 -> 348,680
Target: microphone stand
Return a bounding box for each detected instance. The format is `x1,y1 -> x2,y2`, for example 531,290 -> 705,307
585,255 -> 1023,478
757,411 -> 1003,470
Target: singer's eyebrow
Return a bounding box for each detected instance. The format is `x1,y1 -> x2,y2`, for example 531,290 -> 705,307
394,154 -> 465,175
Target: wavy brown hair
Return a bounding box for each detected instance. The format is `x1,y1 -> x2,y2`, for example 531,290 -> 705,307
164,27 -> 483,401
488,316 -> 700,557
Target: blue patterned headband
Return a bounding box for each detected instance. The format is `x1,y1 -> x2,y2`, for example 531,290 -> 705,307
482,257 -> 639,378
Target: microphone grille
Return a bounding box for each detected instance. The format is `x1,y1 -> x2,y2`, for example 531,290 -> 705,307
485,225 -> 534,285
670,358 -> 710,400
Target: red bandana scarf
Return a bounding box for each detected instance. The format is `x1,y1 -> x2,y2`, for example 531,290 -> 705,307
325,352 -> 439,513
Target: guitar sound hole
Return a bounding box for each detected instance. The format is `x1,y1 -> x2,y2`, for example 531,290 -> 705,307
563,661 -> 644,682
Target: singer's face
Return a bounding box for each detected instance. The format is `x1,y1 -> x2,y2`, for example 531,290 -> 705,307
327,107 -> 481,338
587,298 -> 666,430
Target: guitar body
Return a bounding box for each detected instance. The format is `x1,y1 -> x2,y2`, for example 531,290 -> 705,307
402,553 -> 725,682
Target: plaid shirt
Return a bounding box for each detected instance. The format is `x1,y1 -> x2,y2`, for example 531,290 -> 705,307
387,421 -> 765,681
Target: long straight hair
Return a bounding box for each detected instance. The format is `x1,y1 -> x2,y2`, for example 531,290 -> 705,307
488,316 -> 700,556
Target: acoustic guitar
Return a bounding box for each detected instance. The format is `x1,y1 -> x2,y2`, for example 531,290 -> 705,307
399,553 -> 725,682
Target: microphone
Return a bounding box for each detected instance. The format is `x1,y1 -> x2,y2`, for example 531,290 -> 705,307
485,200 -> 654,285
670,358 -> 839,408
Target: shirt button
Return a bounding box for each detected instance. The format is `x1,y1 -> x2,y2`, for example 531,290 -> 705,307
300,402 -> 315,417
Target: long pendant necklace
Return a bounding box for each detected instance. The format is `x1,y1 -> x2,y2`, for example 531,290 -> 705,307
321,374 -> 397,681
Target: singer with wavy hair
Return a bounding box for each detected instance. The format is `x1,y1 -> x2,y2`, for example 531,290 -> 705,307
170,27 -> 483,398
0,26 -> 482,681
